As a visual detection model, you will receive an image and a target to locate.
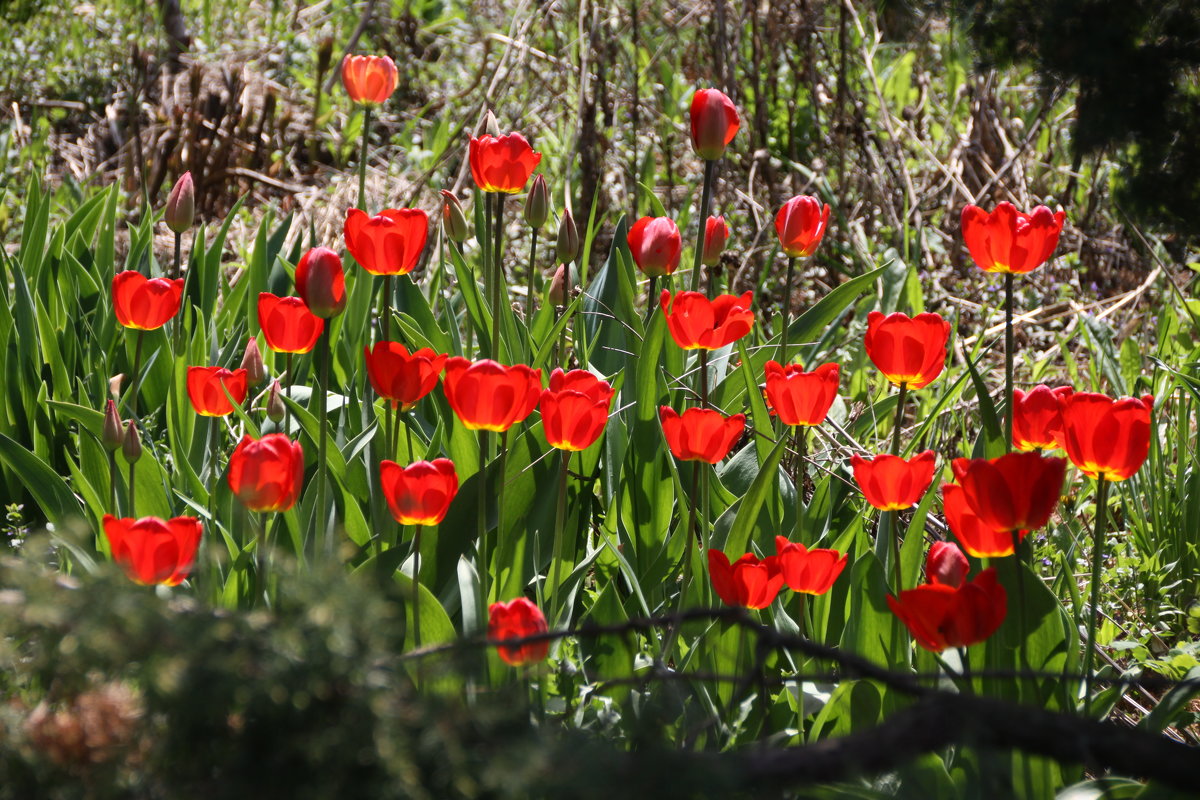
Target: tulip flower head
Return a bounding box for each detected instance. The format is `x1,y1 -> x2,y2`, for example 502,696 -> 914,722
343,208 -> 429,276
240,336 -> 266,386
773,536 -> 847,595
627,216 -> 682,278
659,406 -> 745,464
440,190 -> 469,243
488,597 -> 550,666
949,452 -> 1066,541
469,132 -> 542,194
524,174 -> 550,229
296,246 -> 347,318
112,271 -> 184,331
228,434 -> 304,513
266,379 -> 286,423
442,358 -> 542,432
689,88 -> 739,161
1012,385 -> 1073,451
961,202 -> 1066,275
707,550 -> 783,609
702,216 -> 730,266
1059,392 -> 1154,482
341,54 -> 399,105
379,458 -> 459,526
763,360 -> 839,427
925,541 -> 969,588
548,264 -> 569,306
863,311 -> 951,390
942,483 -> 1018,558
257,293 -> 323,354
164,171 -> 194,234
102,399 -> 124,452
850,450 -> 937,511
660,290 -> 755,351
102,515 -> 202,586
887,567 -> 1007,652
775,195 -> 831,258
539,369 -> 615,452
186,366 -> 249,417
364,342 -> 447,412
556,209 -> 580,264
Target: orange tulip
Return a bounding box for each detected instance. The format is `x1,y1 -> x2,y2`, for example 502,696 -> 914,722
850,450 -> 937,511
364,342 -> 447,411
257,293 -> 323,354
227,434 -> 304,512
627,216 -> 682,277
1059,392 -> 1154,482
763,360 -> 839,427
1013,384 -> 1073,451
863,311 -> 951,389
186,366 -> 248,417
343,208 -> 429,276
539,369 -> 614,452
775,195 -> 831,258
379,458 -> 459,526
101,515 -> 202,586
112,271 -> 184,330
689,88 -> 739,161
469,133 -> 542,194
659,289 -> 754,351
488,597 -> 550,666
888,567 -> 1007,652
442,358 -> 542,432
659,406 -> 745,464
773,536 -> 846,595
341,54 -> 398,105
961,202 -> 1066,274
707,550 -> 783,609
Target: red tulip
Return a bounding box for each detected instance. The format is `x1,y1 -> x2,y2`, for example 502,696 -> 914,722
186,366 -> 248,417
863,311 -> 951,389
1013,385 -> 1073,451
101,515 -> 202,586
1059,392 -> 1154,482
763,360 -> 839,427
469,133 -> 542,194
341,54 -> 398,105
112,271 -> 184,330
702,216 -> 729,266
961,202 -> 1066,275
707,549 -> 783,609
627,216 -> 682,278
295,246 -> 346,318
850,450 -> 937,511
488,597 -> 550,666
379,458 -> 459,526
659,406 -> 745,464
773,536 -> 847,595
364,342 -> 447,411
775,195 -> 831,258
442,357 -> 542,432
689,88 -> 739,160
257,293 -> 323,354
950,452 -> 1065,537
343,208 -> 429,276
942,483 -> 1018,558
887,568 -> 1007,652
227,434 -> 304,512
925,541 -> 969,588
659,289 -> 755,351
540,369 -> 614,452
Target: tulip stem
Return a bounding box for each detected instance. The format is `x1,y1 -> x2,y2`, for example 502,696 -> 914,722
108,451 -> 118,511
490,193 -> 506,361
495,429 -> 510,601
477,429 -> 491,624
699,464 -> 712,606
1084,476 -> 1110,717
525,228 -> 538,322
381,274 -> 392,342
888,509 -> 902,592
548,448 -> 570,628
126,330 -> 146,420
412,525 -> 423,658
171,231 -> 184,353
793,426 -> 807,545
317,326 -> 332,557
284,352 -> 294,433
357,106 -> 371,211
645,275 -> 659,323
699,349 -> 710,409
690,159 -> 717,295
890,381 -> 908,455
1011,528 -> 1028,670
1004,272 -> 1015,451
781,256 -> 796,364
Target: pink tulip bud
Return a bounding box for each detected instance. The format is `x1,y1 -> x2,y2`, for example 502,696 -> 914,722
240,336 -> 266,385
548,265 -> 568,306
102,399 -> 124,452
926,541 -> 969,588
440,190 -> 469,243
523,174 -> 550,229
556,208 -> 579,264
122,421 -> 142,465
266,380 -> 287,423
165,172 -> 195,234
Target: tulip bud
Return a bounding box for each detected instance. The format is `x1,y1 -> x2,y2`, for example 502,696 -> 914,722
102,399 -> 124,452
556,208 -> 579,264
548,264 -> 568,306
266,380 -> 286,423
295,246 -> 347,319
483,109 -> 501,137
240,336 -> 266,385
702,216 -> 729,266
109,374 -> 124,400
440,190 -> 469,243
523,174 -> 550,229
689,88 -> 740,161
164,172 -> 195,234
926,541 -> 969,588
122,422 -> 142,465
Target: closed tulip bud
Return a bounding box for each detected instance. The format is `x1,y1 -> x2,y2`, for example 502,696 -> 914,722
102,399 -> 124,452
164,171 -> 195,234
926,541 -> 969,588
483,109 -> 501,137
702,216 -> 729,266
266,380 -> 286,423
523,174 -> 550,229
109,374 -> 124,400
690,88 -> 740,161
548,264 -> 568,306
440,190 -> 469,243
295,246 -> 347,318
240,336 -> 266,385
122,422 -> 142,464
556,209 -> 579,264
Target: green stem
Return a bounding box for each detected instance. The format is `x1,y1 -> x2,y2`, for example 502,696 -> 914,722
126,330 -> 146,419
781,256 -> 796,363
495,429 -> 510,599
548,448 -> 570,627
490,193 -> 506,361
690,159 -> 717,294
1011,528 -> 1027,669
890,381 -> 908,455
317,326 -> 331,557
357,106 -> 371,211
405,414 -> 416,461
525,228 -> 539,322
108,451 -> 118,512
381,273 -> 392,342
413,525 -> 422,653
128,460 -> 137,514
1084,477 -> 1111,716
255,511 -> 267,606
699,464 -> 711,605
699,349 -> 709,408
477,429 -> 491,624
645,275 -> 659,324
285,352 -> 294,432
793,426 -> 807,544
171,231 -> 184,353
888,509 -> 902,592
1004,272 -> 1015,451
